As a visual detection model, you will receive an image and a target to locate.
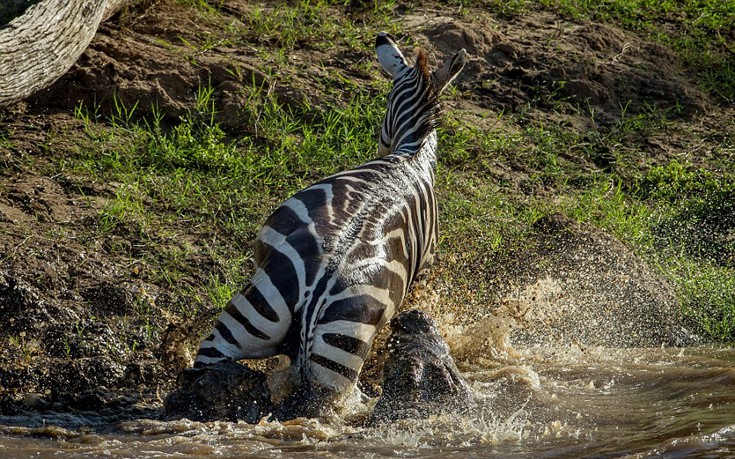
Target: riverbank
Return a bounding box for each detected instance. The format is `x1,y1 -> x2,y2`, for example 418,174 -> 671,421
1,0 -> 733,414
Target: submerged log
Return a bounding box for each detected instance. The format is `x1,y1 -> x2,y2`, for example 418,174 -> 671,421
0,0 -> 137,107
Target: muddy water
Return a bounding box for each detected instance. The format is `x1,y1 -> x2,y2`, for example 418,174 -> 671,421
2,346 -> 735,458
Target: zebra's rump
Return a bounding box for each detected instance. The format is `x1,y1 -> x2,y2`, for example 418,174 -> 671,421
248,163 -> 432,391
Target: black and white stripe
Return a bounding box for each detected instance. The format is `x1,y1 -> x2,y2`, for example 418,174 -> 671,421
195,33 -> 467,409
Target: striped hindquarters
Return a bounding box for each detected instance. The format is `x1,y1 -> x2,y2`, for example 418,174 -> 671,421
194,269 -> 296,367
294,161 -> 435,393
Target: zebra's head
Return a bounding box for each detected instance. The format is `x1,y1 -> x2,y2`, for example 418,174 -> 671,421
375,32 -> 468,157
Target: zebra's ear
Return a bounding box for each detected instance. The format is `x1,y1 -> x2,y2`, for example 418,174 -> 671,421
376,32 -> 409,78
433,49 -> 468,94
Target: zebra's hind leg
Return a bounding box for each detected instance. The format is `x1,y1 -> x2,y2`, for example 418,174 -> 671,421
194,279 -> 293,367
271,362 -> 374,420
273,327 -> 376,419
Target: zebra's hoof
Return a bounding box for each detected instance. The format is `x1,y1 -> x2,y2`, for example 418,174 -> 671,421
164,361 -> 274,423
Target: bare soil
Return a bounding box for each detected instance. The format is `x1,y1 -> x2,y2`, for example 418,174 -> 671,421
0,0 -> 726,420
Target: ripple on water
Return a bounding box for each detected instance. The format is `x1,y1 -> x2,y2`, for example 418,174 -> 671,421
3,347 -> 735,458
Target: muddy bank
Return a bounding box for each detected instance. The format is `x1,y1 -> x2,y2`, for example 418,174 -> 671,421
0,0 -> 719,419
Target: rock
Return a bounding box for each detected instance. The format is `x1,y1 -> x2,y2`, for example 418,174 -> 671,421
370,310 -> 475,424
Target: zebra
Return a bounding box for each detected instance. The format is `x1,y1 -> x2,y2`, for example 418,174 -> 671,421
194,32 -> 468,418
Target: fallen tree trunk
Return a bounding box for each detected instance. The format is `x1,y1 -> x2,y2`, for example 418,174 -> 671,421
0,0 -> 136,107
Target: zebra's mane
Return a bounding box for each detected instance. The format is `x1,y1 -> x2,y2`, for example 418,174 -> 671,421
414,48 -> 431,82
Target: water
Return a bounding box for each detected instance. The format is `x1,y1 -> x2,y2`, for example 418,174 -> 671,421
2,345 -> 735,458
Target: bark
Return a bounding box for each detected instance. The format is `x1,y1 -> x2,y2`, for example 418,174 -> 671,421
0,0 -> 136,107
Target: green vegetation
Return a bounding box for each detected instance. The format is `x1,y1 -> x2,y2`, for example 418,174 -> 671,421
54,0 -> 734,342
638,161 -> 735,339
68,76 -> 389,316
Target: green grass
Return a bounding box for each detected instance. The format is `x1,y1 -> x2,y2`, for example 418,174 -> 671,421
54,0 -> 735,342
173,0 -> 401,64
676,263 -> 735,340
68,79 -> 387,315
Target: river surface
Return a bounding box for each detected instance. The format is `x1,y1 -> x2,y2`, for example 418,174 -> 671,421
2,346 -> 735,458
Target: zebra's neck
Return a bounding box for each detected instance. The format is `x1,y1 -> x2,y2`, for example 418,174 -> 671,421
379,57 -> 441,159
389,129 -> 438,169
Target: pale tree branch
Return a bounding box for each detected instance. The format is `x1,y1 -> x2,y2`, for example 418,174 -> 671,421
0,0 -> 138,107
